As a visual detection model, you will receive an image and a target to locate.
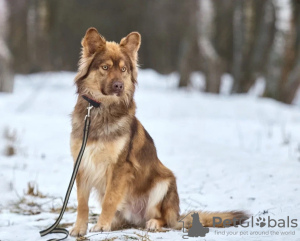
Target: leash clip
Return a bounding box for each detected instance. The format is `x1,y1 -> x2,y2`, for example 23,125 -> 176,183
85,104 -> 93,120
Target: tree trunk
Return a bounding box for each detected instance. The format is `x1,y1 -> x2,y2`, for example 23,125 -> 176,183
212,0 -> 234,73
178,1 -> 198,88
197,0 -> 222,93
178,36 -> 193,87
231,0 -> 275,94
264,0 -> 300,104
279,0 -> 300,104
0,0 -> 14,93
231,0 -> 244,93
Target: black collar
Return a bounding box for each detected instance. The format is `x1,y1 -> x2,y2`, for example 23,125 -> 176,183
82,95 -> 101,108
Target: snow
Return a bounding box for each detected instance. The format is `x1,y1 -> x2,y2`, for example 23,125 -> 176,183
1,70 -> 300,241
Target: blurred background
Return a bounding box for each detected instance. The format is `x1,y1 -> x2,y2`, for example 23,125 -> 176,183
1,0 -> 300,104
1,1 -> 300,240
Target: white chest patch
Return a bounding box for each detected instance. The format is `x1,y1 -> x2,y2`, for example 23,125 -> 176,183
79,135 -> 128,196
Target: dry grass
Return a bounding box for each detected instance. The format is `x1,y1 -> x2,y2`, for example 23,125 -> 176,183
3,127 -> 17,156
50,205 -> 77,214
77,235 -> 119,241
103,238 -> 118,241
133,232 -> 152,241
5,146 -> 16,156
8,183 -> 153,241
10,181 -> 76,216
76,237 -> 91,241
10,197 -> 42,215
26,182 -> 46,198
122,235 -> 139,240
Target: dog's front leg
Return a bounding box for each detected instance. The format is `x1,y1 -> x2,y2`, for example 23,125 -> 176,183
70,173 -> 91,236
91,162 -> 130,232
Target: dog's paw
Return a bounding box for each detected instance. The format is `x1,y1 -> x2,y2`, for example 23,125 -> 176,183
146,219 -> 162,231
90,222 -> 111,232
70,224 -> 88,237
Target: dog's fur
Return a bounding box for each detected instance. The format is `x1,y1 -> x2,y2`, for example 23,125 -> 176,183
70,28 -> 249,236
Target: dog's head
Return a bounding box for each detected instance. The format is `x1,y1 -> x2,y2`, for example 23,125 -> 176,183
75,27 -> 141,107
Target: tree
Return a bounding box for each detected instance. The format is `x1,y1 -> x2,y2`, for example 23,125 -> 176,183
177,0 -> 199,88
0,0 -> 14,93
231,0 -> 275,93
264,0 -> 300,104
197,0 -> 223,93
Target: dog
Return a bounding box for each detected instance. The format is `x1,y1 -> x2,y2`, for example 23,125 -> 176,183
70,27 -> 249,236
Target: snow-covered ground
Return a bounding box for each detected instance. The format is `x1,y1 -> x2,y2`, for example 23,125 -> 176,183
0,70 -> 300,241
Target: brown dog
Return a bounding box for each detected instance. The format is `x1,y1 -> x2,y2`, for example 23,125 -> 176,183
70,27 -> 248,236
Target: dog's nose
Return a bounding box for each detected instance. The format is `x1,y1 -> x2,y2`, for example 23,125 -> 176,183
112,81 -> 124,93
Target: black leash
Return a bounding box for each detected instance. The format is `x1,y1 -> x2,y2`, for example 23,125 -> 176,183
40,96 -> 100,240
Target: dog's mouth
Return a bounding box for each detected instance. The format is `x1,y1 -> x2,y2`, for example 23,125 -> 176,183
114,92 -> 122,97
101,88 -> 123,97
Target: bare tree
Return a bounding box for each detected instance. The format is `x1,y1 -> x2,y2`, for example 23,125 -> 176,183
0,0 -> 14,93
178,0 -> 199,87
277,0 -> 300,104
212,0 -> 235,73
264,0 -> 300,104
231,0 -> 275,93
197,0 -> 223,93
4,0 -> 300,104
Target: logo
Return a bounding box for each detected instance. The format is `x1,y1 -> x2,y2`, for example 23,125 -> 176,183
212,216 -> 298,228
178,213 -> 298,239
178,212 -> 209,239
212,215 -> 298,237
256,217 -> 266,227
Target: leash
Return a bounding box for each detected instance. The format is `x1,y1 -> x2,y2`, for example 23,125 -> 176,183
40,95 -> 100,240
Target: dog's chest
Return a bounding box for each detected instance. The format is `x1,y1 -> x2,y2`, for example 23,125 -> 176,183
79,135 -> 128,190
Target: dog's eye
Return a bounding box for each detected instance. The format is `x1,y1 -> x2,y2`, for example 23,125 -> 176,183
121,67 -> 126,72
102,65 -> 108,70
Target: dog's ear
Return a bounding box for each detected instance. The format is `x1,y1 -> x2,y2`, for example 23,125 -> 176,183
81,27 -> 106,57
120,32 -> 141,61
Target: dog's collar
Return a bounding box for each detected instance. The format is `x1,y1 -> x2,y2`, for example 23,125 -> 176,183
82,95 -> 101,108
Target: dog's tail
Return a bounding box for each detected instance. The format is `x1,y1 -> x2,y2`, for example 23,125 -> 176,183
175,210 -> 250,229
